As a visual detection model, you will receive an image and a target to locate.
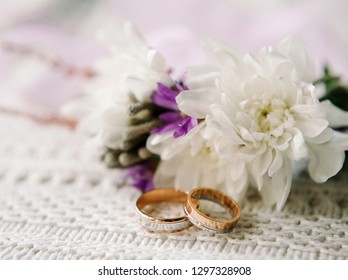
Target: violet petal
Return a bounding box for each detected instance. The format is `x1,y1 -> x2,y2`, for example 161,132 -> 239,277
151,122 -> 179,134
151,83 -> 178,110
173,116 -> 198,138
152,90 -> 177,110
124,164 -> 154,192
158,112 -> 182,122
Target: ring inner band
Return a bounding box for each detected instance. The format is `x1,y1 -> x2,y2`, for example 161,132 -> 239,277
136,188 -> 192,232
185,188 -> 240,233
191,190 -> 239,219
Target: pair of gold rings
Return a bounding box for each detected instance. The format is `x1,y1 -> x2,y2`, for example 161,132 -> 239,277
135,188 -> 240,234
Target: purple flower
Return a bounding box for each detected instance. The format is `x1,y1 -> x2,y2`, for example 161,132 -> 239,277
124,163 -> 155,192
151,82 -> 197,138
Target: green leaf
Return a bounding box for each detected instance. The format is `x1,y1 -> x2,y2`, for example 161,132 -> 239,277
316,65 -> 348,111
320,86 -> 348,111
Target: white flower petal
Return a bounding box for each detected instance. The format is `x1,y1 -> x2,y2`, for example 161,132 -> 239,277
101,106 -> 128,126
276,36 -> 317,82
226,158 -> 247,181
225,167 -> 248,201
200,161 -> 221,187
291,103 -> 326,119
307,127 -> 333,144
276,79 -> 299,104
308,132 -> 348,183
243,53 -> 263,75
146,49 -> 166,72
174,158 -> 198,189
161,139 -> 187,160
158,156 -> 180,176
100,126 -> 123,149
252,148 -> 273,176
153,162 -> 176,187
287,129 -> 308,160
184,65 -> 220,89
238,146 -> 261,162
322,100 -> 348,128
215,50 -> 240,70
272,61 -> 296,81
272,132 -> 291,151
244,75 -> 272,97
176,88 -> 219,118
206,115 -> 244,145
202,38 -> 242,58
268,150 -> 283,176
295,116 -> 328,138
123,21 -> 147,48
210,104 -> 233,126
251,172 -> 263,191
147,133 -> 173,146
260,157 -> 292,210
146,133 -> 182,160
126,76 -> 154,101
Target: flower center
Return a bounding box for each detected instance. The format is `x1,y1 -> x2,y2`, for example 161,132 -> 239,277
243,97 -> 289,133
202,145 -> 212,155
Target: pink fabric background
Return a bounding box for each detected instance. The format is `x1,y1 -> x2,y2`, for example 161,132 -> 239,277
1,0 -> 347,111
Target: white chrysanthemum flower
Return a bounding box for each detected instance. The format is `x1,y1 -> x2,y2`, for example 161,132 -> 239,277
91,21 -> 172,103
62,22 -> 172,150
177,37 -> 348,210
148,122 -> 249,201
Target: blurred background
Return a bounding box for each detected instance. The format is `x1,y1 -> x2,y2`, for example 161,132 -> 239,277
0,0 -> 347,115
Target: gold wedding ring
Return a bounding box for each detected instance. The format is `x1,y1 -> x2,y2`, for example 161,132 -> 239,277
184,188 -> 240,233
135,188 -> 192,233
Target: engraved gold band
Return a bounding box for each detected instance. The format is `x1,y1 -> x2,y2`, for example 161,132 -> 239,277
135,188 -> 192,233
184,188 -> 240,233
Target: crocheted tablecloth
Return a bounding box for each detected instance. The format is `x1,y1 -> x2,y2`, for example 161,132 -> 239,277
0,114 -> 347,260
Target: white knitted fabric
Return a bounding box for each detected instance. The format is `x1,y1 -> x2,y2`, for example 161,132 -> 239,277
0,114 -> 347,260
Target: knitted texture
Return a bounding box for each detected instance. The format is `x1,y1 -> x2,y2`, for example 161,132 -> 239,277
0,114 -> 347,260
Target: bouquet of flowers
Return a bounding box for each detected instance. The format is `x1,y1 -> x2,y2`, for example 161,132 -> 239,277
62,22 -> 348,210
